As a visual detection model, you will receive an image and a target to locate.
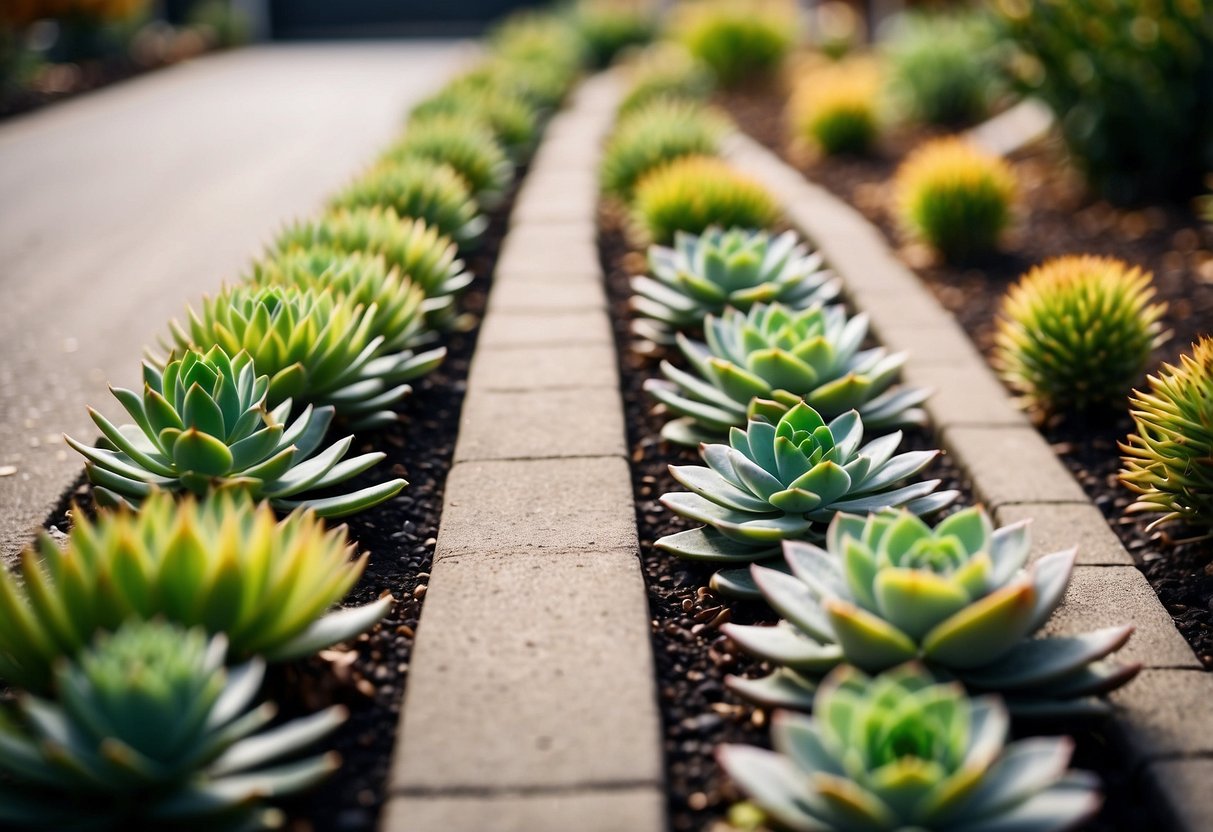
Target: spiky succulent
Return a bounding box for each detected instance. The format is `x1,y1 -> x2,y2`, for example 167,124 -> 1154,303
66,346 -> 405,516
447,55 -> 572,111
0,621 -> 344,831
601,100 -> 727,199
646,303 -> 927,446
790,58 -> 881,156
671,0 -> 796,86
618,43 -> 715,116
720,663 -> 1101,832
248,249 -> 435,353
0,491 -> 391,693
1121,336 -> 1213,529
631,226 -> 840,345
657,402 -> 954,597
409,87 -> 540,162
330,157 -> 486,247
380,115 -> 514,204
572,0 -> 657,67
725,507 -> 1139,715
995,255 -> 1168,414
164,283 -> 444,428
273,208 -> 472,327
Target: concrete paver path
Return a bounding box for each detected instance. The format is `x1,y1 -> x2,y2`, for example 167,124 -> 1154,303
0,42 -> 468,559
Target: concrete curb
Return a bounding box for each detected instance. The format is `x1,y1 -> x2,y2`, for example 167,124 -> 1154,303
382,75 -> 666,832
724,131 -> 1210,832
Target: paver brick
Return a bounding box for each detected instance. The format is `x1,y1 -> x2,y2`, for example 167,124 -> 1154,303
845,278 -> 958,332
455,387 -> 626,463
874,321 -> 984,368
902,362 -> 1029,429
1109,669 -> 1213,764
382,787 -> 665,832
468,343 -> 618,391
1142,759 -> 1213,832
489,280 -> 606,314
494,222 -> 600,280
436,457 -> 637,560
942,425 -> 1087,507
994,503 -> 1134,566
510,172 -> 598,225
390,547 -> 661,792
478,310 -> 613,348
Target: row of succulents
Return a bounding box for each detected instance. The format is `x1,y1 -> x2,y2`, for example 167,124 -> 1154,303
0,9 -> 592,829
603,12 -> 1143,831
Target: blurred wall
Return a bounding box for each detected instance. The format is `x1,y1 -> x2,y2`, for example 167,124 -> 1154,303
267,0 -> 548,38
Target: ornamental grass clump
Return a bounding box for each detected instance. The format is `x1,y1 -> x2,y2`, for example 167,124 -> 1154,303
631,155 -> 780,245
380,115 -> 513,204
671,0 -> 797,86
618,43 -> 714,116
790,59 -> 882,156
0,491 -> 391,694
330,157 -> 486,246
647,302 -> 927,446
720,663 -> 1102,832
572,0 -> 657,68
66,346 -> 405,516
995,256 -> 1168,414
656,402 -> 954,597
601,100 -> 728,199
409,87 -> 539,162
885,10 -> 999,126
0,621 -> 344,831
895,137 -> 1016,262
631,226 -> 840,345
165,283 -> 445,429
1121,336 -> 1213,530
725,508 -> 1139,715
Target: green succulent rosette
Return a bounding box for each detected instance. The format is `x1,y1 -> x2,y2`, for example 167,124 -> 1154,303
725,508 -> 1140,716
66,346 -> 405,517
631,226 -> 841,345
380,114 -> 514,207
645,303 -> 928,446
657,402 -> 955,598
0,621 -> 344,831
719,663 -> 1102,832
409,86 -> 540,162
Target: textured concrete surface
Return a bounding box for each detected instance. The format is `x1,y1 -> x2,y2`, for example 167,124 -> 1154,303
477,310 -> 613,348
1110,669 -> 1213,763
1143,759 -> 1213,832
942,425 -> 1089,507
0,42 -> 470,560
382,787 -> 666,832
903,362 -> 1030,429
468,343 -> 619,391
454,387 -> 627,463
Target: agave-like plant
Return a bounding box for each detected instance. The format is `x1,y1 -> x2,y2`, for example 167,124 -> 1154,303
0,491 -> 392,693
380,114 -> 514,205
0,621 -> 344,830
409,86 -> 540,162
719,663 -> 1101,832
631,226 -> 840,345
725,507 -> 1140,716
164,283 -> 445,428
657,402 -> 954,597
65,346 -> 405,516
646,303 -> 928,446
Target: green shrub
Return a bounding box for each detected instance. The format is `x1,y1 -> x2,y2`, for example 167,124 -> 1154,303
618,43 -> 715,115
992,0 -> 1213,202
409,86 -> 539,161
895,137 -> 1016,261
380,115 -> 513,203
601,99 -> 727,198
995,255 -> 1168,414
884,10 -> 1000,126
572,0 -> 658,67
789,58 -> 881,155
631,155 -> 780,244
671,0 -> 797,86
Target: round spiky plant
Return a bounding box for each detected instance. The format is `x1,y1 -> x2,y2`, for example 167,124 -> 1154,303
995,256 -> 1168,414
657,402 -> 955,597
601,99 -> 728,199
720,664 -> 1102,832
409,87 -> 540,162
330,157 -> 487,246
447,56 -> 572,111
895,137 -> 1016,261
646,302 -> 927,446
0,621 -> 345,830
631,226 -> 840,345
618,43 -> 715,116
380,115 -> 514,204
671,0 -> 797,86
725,508 -> 1139,715
65,346 -> 405,516
631,155 -> 781,245
1121,336 -> 1213,530
0,491 -> 391,693
573,0 -> 657,67
790,59 -> 881,156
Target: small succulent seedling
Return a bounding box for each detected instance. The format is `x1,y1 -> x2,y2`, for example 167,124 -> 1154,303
601,99 -> 728,199
719,663 -> 1102,832
380,114 -> 514,205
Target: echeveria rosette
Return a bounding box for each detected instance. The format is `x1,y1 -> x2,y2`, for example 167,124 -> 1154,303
645,302 -> 928,446
631,226 -> 841,345
656,402 -> 955,598
0,491 -> 392,694
65,346 -> 405,517
0,621 -> 344,831
725,508 -> 1140,716
719,663 -> 1102,832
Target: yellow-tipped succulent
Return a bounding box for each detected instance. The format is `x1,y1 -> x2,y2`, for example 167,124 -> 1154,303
671,0 -> 797,86
789,58 -> 882,156
601,99 -> 729,199
894,137 -> 1016,261
631,155 -> 780,245
995,256 -> 1168,414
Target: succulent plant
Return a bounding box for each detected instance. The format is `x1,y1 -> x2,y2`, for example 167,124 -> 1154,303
619,43 -> 715,116
895,137 -> 1016,262
646,302 -> 927,446
572,0 -> 657,67
789,58 -> 881,156
66,346 -> 405,516
885,10 -> 1000,127
1121,336 -> 1213,530
409,87 -> 540,162
725,507 -> 1139,715
0,620 -> 344,830
719,663 -> 1102,832
381,114 -> 514,204
0,491 -> 391,693
164,283 -> 445,429
631,226 -> 840,345
448,55 -> 572,111
330,157 -> 487,246
601,99 -> 727,199
671,0 -> 797,86
995,255 -> 1168,414
631,155 -> 781,245
656,402 -> 954,597
490,10 -> 587,77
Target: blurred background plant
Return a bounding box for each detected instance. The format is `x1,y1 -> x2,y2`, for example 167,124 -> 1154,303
669,0 -> 797,86
570,0 -> 657,68
788,56 -> 882,156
